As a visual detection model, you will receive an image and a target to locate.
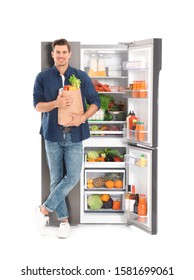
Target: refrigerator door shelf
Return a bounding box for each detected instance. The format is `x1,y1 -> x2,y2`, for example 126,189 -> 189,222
84,161 -> 125,168
123,128 -> 148,145
123,61 -> 148,71
123,90 -> 148,99
124,154 -> 147,168
125,211 -> 148,228
124,146 -> 157,234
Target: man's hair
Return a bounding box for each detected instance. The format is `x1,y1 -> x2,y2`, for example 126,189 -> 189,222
51,39 -> 71,52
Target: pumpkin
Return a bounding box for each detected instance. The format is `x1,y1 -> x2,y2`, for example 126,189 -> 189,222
112,200 -> 121,210
100,194 -> 110,202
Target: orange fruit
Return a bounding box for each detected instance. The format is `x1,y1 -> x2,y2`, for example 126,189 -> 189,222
105,180 -> 115,188
114,180 -> 123,188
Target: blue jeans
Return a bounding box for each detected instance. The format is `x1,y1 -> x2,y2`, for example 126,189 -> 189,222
44,132 -> 83,220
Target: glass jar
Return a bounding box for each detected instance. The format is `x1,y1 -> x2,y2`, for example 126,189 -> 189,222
137,194 -> 147,216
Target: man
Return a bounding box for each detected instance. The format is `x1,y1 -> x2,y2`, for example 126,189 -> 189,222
33,39 -> 100,238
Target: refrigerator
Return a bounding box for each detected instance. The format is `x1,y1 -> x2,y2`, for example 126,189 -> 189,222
40,38 -> 162,234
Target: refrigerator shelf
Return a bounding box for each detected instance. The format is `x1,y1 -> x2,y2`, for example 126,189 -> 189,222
90,131 -> 123,135
96,91 -> 125,94
84,162 -> 125,168
89,76 -> 127,79
84,209 -> 124,213
84,187 -> 126,191
88,121 -> 126,124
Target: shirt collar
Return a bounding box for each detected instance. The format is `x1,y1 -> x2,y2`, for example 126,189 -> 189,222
52,65 -> 74,78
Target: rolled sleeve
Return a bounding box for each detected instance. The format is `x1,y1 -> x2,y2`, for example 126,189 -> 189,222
81,73 -> 101,110
33,73 -> 45,108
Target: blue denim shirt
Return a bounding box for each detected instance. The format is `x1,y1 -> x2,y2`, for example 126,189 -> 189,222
33,65 -> 101,142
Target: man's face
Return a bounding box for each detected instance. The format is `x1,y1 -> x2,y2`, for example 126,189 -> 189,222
51,45 -> 71,67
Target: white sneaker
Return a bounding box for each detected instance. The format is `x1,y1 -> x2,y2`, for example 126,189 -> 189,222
57,222 -> 70,238
34,206 -> 49,235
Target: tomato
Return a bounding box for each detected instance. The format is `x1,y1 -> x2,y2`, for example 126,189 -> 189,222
63,85 -> 71,90
113,156 -> 122,162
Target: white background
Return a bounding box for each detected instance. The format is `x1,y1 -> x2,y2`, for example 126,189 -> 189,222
1,0 -> 193,279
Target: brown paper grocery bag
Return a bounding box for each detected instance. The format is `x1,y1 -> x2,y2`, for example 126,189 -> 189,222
58,88 -> 84,126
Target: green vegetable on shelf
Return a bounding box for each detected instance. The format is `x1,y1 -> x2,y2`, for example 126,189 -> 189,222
87,151 -> 99,160
87,194 -> 103,210
99,94 -> 114,111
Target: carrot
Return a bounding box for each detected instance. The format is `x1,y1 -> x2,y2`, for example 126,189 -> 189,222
101,84 -> 111,92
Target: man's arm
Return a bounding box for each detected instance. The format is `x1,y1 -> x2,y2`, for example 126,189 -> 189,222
67,104 -> 99,126
35,92 -> 73,113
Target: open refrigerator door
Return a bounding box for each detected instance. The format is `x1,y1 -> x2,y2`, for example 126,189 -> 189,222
124,146 -> 157,234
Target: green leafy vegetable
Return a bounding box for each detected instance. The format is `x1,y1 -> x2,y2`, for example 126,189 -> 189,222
69,74 -> 81,89
87,151 -> 99,160
87,194 -> 103,210
99,94 -> 114,111
104,148 -> 124,159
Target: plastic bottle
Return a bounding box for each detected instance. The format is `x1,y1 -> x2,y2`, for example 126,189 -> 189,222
130,111 -> 138,139
98,54 -> 106,76
139,80 -> 147,98
89,54 -> 97,72
139,154 -> 147,167
129,111 -> 138,130
138,122 -> 145,141
126,111 -> 132,129
137,194 -> 147,216
132,81 -> 139,98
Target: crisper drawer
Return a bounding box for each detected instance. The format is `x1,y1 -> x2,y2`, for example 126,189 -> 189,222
85,191 -> 125,213
89,121 -> 126,137
85,169 -> 125,191
84,146 -> 126,168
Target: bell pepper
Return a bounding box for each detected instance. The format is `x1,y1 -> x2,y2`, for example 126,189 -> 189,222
96,157 -> 105,162
113,156 -> 122,162
112,200 -> 121,210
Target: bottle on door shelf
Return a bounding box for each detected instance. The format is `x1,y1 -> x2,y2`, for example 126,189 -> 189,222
136,122 -> 145,141
139,80 -> 147,98
125,185 -> 131,210
126,111 -> 132,129
132,81 -> 139,98
129,111 -> 138,130
129,184 -> 136,211
139,154 -> 147,167
133,193 -> 139,214
137,194 -> 147,216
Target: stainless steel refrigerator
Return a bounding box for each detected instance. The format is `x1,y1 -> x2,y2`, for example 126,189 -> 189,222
40,38 -> 162,234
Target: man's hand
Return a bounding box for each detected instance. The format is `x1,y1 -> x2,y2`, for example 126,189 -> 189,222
66,113 -> 86,126
56,92 -> 73,108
